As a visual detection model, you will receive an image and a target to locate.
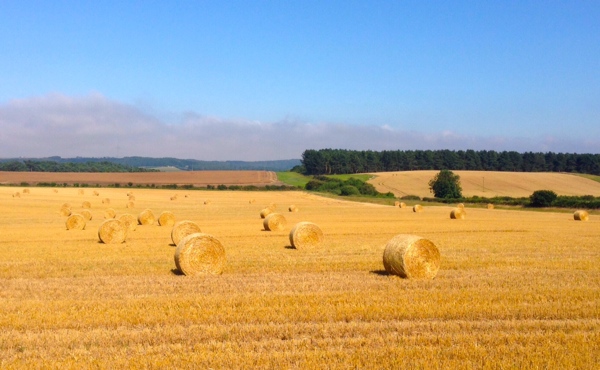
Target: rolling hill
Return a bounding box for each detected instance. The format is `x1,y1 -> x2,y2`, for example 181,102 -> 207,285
368,170 -> 600,198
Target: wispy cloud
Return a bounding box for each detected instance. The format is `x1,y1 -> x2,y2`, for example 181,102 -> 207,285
0,93 -> 598,160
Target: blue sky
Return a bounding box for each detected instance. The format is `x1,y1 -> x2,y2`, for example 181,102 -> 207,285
1,1 -> 599,160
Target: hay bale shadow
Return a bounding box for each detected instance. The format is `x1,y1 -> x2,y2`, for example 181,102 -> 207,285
170,268 -> 184,276
370,270 -> 390,276
284,245 -> 296,250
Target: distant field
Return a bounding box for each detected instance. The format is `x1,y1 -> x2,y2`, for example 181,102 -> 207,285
0,185 -> 598,368
0,170 -> 279,187
369,170 -> 600,198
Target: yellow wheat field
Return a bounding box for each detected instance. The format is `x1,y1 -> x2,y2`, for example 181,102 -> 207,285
369,170 -> 600,198
0,186 -> 599,369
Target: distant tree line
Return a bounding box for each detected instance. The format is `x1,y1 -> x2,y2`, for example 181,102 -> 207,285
0,160 -> 156,172
300,149 -> 600,175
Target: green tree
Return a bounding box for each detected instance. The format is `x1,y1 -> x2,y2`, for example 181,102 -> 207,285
529,190 -> 557,207
428,170 -> 462,199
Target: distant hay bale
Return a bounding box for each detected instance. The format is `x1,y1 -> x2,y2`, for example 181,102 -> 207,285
128,195 -> 136,201
289,222 -> 324,249
126,191 -> 134,197
158,211 -> 176,226
171,220 -> 202,246
126,201 -> 135,209
53,189 -> 59,193
450,208 -> 466,219
98,219 -> 127,244
80,209 -> 93,221
104,208 -> 116,219
399,202 -> 406,208
288,205 -> 299,212
268,203 -> 277,210
118,213 -> 137,232
413,204 -> 423,213
574,210 -> 589,221
93,191 -> 99,196
457,203 -> 465,209
65,214 -> 86,230
383,234 -> 441,279
249,199 -> 255,204
82,201 -> 91,209
487,203 -> 494,209
78,189 -> 84,195
174,233 -> 226,276
260,207 -> 273,219
203,200 -> 211,205
263,213 -> 287,231
62,203 -> 71,208
170,195 -> 178,201
22,188 -> 30,194
394,201 -> 400,207
102,198 -> 110,204
59,206 -> 71,217
138,209 -> 156,225
12,192 -> 21,198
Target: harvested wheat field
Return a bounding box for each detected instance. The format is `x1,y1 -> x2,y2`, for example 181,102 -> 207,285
0,185 -> 599,368
370,170 -> 600,198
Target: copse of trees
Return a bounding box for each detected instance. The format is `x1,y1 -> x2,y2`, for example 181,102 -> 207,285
305,175 -> 394,198
0,160 -> 157,173
428,170 -> 462,199
301,149 -> 600,175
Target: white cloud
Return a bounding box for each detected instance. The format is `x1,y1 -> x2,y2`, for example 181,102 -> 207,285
0,93 -> 598,160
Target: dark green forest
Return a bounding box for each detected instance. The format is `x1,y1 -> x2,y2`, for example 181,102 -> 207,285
0,160 -> 156,173
300,149 -> 600,175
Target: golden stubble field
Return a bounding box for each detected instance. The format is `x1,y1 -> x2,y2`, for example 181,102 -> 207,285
1,186 -> 599,369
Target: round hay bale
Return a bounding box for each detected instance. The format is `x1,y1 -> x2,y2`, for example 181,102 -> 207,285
268,203 -> 277,210
289,222 -> 324,249
93,190 -> 100,196
394,201 -> 400,207
80,209 -> 93,221
65,214 -> 86,230
78,189 -> 84,195
249,199 -> 255,204
12,192 -> 21,198
23,188 -> 30,194
457,203 -> 465,209
98,219 -> 127,244
59,206 -> 71,217
158,211 -> 176,226
574,210 -> 589,221
126,201 -> 135,209
413,204 -> 423,213
450,208 -> 466,219
487,203 -> 494,209
171,220 -> 202,246
82,201 -> 91,209
263,213 -> 287,231
102,198 -> 110,204
203,200 -> 211,205
126,191 -> 134,197
260,208 -> 273,219
399,202 -> 406,208
128,195 -> 136,201
53,189 -> 59,193
138,209 -> 156,225
118,213 -> 137,232
383,234 -> 441,279
103,208 -> 116,219
288,205 -> 299,212
170,196 -> 177,201
174,233 -> 226,276
62,203 -> 71,208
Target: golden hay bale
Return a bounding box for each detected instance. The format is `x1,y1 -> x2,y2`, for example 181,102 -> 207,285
126,201 -> 135,209
80,209 -> 93,221
457,203 -> 465,209
574,210 -> 589,221
383,234 -> 441,279
174,233 -> 226,276
249,199 -> 255,204
260,207 -> 273,219
78,189 -> 84,195
289,222 -> 324,249
59,206 -> 71,217
263,213 -> 287,231
82,201 -> 91,209
450,208 -> 466,219
413,204 -> 423,213
118,213 -> 138,232
138,209 -> 156,226
12,192 -> 21,198
65,214 -> 86,230
170,195 -> 178,201
102,198 -> 110,204
103,208 -> 116,219
126,191 -> 134,196
158,211 -> 176,226
203,200 -> 211,205
487,203 -> 494,209
98,219 -> 127,244
399,202 -> 406,208
268,203 -> 277,211
171,220 -> 202,246
53,189 -> 58,193
93,190 -> 99,196
23,188 -> 30,194
394,201 -> 400,207
288,205 -> 299,212
128,195 -> 136,201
